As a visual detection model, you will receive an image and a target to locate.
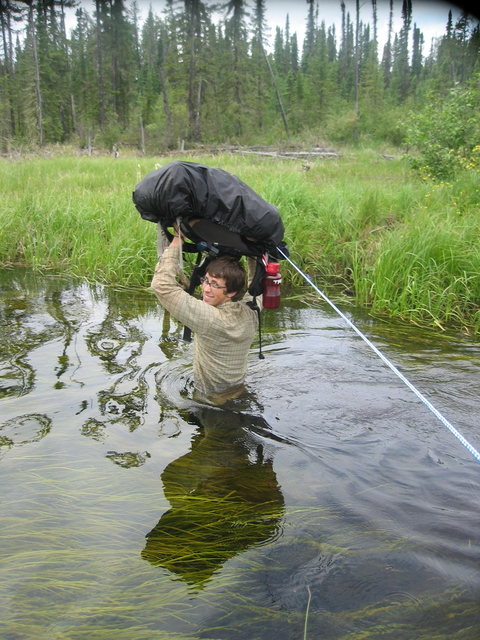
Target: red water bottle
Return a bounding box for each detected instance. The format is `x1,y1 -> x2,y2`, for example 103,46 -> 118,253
263,262 -> 282,309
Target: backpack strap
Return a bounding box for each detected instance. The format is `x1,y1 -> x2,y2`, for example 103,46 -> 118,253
246,296 -> 264,360
248,257 -> 266,297
182,253 -> 213,342
158,219 -> 199,253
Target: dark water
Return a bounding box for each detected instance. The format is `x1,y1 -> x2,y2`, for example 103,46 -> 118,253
1,269 -> 479,640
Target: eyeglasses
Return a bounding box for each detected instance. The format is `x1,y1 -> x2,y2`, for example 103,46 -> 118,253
200,276 -> 227,290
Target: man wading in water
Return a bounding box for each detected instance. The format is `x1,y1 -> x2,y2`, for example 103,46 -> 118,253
151,231 -> 261,400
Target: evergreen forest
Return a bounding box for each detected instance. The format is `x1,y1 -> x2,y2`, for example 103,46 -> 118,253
0,0 -> 479,154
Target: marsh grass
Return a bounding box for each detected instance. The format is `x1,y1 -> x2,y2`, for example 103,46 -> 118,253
1,152 -> 479,332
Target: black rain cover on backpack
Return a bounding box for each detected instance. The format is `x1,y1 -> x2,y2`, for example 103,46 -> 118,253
132,161 -> 286,258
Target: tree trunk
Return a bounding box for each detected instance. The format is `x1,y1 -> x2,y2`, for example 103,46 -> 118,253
383,0 -> 393,87
159,63 -> 172,137
70,94 -> 77,133
0,3 -> 15,137
262,46 -> 290,141
187,1 -> 196,139
110,0 -> 119,117
95,0 -> 105,128
28,2 -> 43,146
353,0 -> 359,140
194,74 -> 202,141
60,0 -> 77,135
140,115 -> 145,154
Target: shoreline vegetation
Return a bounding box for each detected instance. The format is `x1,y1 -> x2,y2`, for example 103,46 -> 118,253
1,147 -> 479,335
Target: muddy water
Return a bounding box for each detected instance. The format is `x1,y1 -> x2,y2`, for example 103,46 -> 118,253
1,269 -> 479,640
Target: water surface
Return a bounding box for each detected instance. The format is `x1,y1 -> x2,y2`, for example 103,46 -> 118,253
1,269 -> 479,639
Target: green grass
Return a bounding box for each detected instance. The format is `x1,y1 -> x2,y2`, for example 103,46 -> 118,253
1,150 -> 479,333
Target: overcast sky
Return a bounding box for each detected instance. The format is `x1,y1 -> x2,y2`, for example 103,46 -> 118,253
65,1 -> 469,55
264,1 -> 463,51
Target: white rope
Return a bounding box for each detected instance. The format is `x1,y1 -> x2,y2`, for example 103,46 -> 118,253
277,247 -> 480,464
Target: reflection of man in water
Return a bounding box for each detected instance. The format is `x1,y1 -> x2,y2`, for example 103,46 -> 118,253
141,407 -> 284,589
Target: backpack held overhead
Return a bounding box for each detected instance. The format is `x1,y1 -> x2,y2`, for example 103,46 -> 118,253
132,160 -> 288,259
133,161 -> 288,353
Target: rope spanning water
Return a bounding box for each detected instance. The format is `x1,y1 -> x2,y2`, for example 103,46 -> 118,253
277,248 -> 480,464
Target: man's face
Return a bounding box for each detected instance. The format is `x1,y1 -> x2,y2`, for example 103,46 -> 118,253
201,274 -> 236,306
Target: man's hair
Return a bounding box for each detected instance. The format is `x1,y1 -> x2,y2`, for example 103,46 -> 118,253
206,256 -> 246,301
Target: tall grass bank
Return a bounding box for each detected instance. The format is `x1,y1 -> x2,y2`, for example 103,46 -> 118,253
1,151 -> 479,334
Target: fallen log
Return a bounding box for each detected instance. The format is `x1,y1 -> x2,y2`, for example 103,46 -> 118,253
231,149 -> 341,159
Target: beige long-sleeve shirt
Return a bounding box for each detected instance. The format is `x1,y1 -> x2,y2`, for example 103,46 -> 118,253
151,244 -> 259,396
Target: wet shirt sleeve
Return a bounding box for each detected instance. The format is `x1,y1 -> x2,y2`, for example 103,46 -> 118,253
150,244 -> 217,336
